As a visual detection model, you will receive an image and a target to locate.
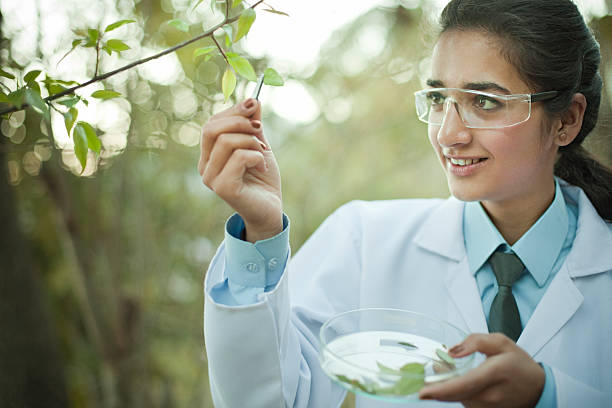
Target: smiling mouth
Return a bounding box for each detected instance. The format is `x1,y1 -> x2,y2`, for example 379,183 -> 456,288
448,157 -> 487,166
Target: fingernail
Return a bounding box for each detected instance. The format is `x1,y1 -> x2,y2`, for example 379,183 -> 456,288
449,345 -> 464,355
253,136 -> 267,150
244,99 -> 255,110
251,120 -> 261,129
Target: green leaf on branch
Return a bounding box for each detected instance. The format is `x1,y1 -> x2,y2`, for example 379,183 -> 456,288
28,81 -> 41,95
232,0 -> 244,9
77,121 -> 101,153
222,68 -> 236,102
193,46 -> 216,60
73,122 -> 89,172
221,25 -> 233,48
43,77 -> 80,96
102,45 -> 113,55
263,68 -> 284,86
7,88 -> 26,108
46,83 -> 67,96
104,19 -> 135,33
105,39 -> 130,53
64,107 -> 78,135
52,78 -> 80,86
190,0 -> 206,11
167,19 -> 189,32
25,88 -> 50,121
24,70 -> 42,84
227,53 -> 256,82
91,89 -> 122,100
234,8 -> 255,42
0,68 -> 15,80
263,8 -> 289,17
85,28 -> 100,47
56,97 -> 81,108
58,40 -> 83,65
0,92 -> 8,103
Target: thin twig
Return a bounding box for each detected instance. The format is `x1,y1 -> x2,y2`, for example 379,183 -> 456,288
0,2 -> 263,116
94,36 -> 101,78
212,35 -> 230,66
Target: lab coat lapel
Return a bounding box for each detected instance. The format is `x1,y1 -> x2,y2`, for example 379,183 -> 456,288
414,197 -> 488,334
517,266 -> 583,356
445,257 -> 489,333
519,184 -> 612,356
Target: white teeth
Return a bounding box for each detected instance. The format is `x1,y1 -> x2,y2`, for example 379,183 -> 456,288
450,158 -> 481,166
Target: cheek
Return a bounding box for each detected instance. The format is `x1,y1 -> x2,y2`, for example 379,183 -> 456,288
428,127 -> 440,150
489,128 -> 549,173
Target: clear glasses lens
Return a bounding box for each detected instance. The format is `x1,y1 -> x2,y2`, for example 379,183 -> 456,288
414,88 -> 531,129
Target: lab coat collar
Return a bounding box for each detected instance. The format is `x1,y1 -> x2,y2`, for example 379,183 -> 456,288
560,180 -> 612,278
414,196 -> 466,262
414,181 -> 612,278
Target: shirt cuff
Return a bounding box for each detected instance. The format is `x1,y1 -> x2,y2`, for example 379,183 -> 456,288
535,363 -> 557,408
225,212 -> 290,288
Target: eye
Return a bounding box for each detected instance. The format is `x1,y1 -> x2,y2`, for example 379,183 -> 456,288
427,92 -> 445,106
475,94 -> 502,110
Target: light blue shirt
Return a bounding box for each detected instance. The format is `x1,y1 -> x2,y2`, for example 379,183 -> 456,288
463,180 -> 578,407
210,180 -> 577,406
209,213 -> 290,306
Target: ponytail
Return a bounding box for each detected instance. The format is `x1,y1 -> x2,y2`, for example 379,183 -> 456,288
556,146 -> 612,221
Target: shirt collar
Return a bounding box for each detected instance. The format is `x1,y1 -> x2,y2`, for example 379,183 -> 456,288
464,180 -> 569,287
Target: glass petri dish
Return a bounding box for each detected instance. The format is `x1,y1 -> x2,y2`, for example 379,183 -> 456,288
319,308 -> 474,403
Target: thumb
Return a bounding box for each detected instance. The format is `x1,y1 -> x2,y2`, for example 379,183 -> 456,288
449,333 -> 515,358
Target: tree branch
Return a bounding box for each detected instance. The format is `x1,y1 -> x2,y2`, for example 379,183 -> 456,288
212,35 -> 230,66
0,1 -> 263,116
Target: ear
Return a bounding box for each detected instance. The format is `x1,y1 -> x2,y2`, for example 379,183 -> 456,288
554,93 -> 587,147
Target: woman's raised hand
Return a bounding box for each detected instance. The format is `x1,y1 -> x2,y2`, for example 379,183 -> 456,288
199,98 -> 283,242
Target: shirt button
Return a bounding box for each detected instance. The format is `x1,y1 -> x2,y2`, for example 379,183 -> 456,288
268,258 -> 278,270
245,262 -> 259,273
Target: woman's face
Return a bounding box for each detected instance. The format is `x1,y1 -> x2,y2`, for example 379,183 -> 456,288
428,30 -> 559,209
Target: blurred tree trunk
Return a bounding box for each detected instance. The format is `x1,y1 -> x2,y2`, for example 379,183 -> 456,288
0,135 -> 69,407
0,13 -> 68,406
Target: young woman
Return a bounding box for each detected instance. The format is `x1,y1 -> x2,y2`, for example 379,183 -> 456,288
199,0 -> 612,406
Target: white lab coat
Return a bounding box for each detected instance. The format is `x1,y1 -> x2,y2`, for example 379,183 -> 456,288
204,181 -> 612,407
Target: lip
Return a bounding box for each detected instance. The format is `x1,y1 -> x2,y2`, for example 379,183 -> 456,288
445,156 -> 488,176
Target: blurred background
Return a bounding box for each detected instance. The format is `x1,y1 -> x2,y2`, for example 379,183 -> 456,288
1,0 -> 611,407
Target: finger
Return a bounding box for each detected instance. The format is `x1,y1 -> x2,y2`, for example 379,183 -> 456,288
201,116 -> 263,169
419,362 -> 499,401
210,149 -> 266,200
449,333 -> 515,358
209,98 -> 259,121
203,133 -> 266,187
248,99 -> 262,121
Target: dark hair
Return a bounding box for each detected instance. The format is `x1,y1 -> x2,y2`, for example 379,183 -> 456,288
440,0 -> 612,221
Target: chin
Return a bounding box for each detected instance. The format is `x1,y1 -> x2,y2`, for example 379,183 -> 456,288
447,180 -> 484,202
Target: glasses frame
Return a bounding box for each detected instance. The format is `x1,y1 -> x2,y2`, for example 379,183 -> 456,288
413,87 -> 559,129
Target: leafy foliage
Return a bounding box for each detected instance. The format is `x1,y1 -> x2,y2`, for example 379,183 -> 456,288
222,67 -> 237,102
167,19 -> 190,33
234,8 -> 256,42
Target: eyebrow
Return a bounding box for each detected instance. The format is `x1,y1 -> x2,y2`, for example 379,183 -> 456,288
426,79 -> 511,94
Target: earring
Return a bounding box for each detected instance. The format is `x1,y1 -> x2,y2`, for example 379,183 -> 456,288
559,131 -> 567,141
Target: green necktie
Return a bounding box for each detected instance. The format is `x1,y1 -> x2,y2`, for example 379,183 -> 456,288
488,251 -> 525,342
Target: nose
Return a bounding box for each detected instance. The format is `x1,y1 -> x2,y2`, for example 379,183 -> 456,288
436,99 -> 472,148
